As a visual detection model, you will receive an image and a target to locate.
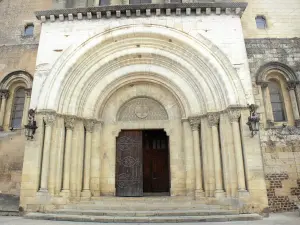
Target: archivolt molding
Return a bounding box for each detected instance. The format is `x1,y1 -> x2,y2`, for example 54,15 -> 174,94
0,70 -> 33,90
256,62 -> 298,84
37,24 -> 248,118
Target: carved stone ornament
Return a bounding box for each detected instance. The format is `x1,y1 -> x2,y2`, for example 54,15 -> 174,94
257,81 -> 269,88
287,82 -> 297,91
118,97 -> 168,121
207,113 -> 220,127
189,116 -> 201,131
44,112 -> 56,126
25,88 -> 32,98
84,119 -> 95,133
0,90 -> 9,99
64,115 -> 76,130
228,109 -> 241,123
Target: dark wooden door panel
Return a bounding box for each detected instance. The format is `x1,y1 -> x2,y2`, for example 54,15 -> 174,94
143,130 -> 169,193
116,130 -> 143,197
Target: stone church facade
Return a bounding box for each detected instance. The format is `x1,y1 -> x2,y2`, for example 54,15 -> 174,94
0,0 -> 299,214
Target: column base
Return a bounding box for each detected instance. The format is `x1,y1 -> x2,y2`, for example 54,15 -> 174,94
91,191 -> 100,197
295,119 -> 300,128
214,190 -> 225,198
81,190 -> 91,199
195,189 -> 205,199
38,188 -> 48,194
60,189 -> 70,197
238,189 -> 249,198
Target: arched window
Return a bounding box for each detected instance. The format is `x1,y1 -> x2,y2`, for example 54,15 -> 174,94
268,80 -> 286,122
11,88 -> 25,128
255,16 -> 267,29
24,24 -> 34,36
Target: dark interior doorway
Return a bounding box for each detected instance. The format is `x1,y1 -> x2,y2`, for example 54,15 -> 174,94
116,129 -> 170,197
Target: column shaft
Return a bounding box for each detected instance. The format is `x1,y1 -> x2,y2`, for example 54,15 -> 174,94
262,85 -> 273,122
83,132 -> 92,190
0,97 -> 7,127
62,129 -> 72,192
81,119 -> 95,198
211,125 -> 224,197
288,83 -> 300,125
208,113 -> 225,198
232,121 -> 246,192
183,120 -> 195,196
39,113 -> 55,192
90,122 -> 101,196
191,124 -> 204,197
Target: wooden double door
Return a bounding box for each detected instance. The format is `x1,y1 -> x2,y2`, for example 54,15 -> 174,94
116,130 -> 170,197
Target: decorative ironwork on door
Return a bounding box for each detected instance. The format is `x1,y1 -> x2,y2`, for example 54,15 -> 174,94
116,130 -> 143,196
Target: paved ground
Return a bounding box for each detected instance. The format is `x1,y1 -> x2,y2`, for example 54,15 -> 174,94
0,212 -> 299,225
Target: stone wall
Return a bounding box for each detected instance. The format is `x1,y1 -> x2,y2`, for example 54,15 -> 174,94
246,38 -> 300,212
0,131 -> 25,196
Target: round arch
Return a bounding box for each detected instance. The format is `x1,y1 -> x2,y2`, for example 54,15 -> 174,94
256,62 -> 298,83
36,24 -> 248,118
0,70 -> 33,89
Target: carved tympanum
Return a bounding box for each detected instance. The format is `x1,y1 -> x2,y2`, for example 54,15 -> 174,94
118,97 -> 168,121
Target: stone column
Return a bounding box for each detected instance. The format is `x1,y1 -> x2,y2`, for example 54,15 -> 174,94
228,109 -> 247,194
189,117 -> 204,198
22,89 -> 31,127
183,119 -> 195,197
208,113 -> 225,198
93,0 -> 99,6
260,82 -> 273,126
39,112 -> 56,192
81,119 -> 95,198
61,116 -> 75,196
90,121 -> 102,197
288,82 -> 300,126
295,84 -> 300,114
0,90 -> 9,128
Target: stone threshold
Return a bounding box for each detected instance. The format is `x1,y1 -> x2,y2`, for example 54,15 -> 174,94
35,2 -> 247,23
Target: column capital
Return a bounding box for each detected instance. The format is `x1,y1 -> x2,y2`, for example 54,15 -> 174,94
228,109 -> 241,123
64,115 -> 76,130
207,113 -> 220,127
257,81 -> 269,88
287,82 -> 297,91
0,90 -> 9,99
25,88 -> 32,98
43,111 -> 56,127
188,116 -> 201,131
84,119 -> 96,133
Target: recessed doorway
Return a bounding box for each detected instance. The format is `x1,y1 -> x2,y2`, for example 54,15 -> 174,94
116,129 -> 170,197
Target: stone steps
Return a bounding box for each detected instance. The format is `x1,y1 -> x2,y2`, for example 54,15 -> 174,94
55,208 -> 238,216
25,212 -> 262,223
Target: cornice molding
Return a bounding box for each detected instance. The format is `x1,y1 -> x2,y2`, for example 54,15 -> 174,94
35,2 -> 247,23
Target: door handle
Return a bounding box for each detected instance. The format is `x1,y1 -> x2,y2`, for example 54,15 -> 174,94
152,172 -> 157,179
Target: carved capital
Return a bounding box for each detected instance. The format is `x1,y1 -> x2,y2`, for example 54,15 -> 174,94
64,116 -> 76,130
25,88 -> 32,98
189,116 -> 201,131
84,119 -> 95,133
207,113 -> 220,127
287,82 -> 297,91
44,112 -> 56,127
257,81 -> 269,88
0,90 -> 9,99
228,109 -> 241,123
